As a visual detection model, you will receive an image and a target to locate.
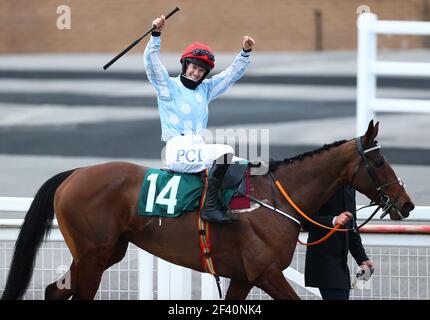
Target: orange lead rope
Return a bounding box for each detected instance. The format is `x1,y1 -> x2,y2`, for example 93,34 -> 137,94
297,224 -> 342,246
272,176 -> 351,246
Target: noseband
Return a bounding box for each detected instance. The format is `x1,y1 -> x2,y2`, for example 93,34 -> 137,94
351,137 -> 406,220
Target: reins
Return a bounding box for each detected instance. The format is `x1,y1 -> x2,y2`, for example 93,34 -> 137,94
247,137 -> 404,246
270,171 -> 349,233
268,172 -> 350,246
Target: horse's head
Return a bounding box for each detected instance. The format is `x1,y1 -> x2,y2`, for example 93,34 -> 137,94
348,120 -> 415,220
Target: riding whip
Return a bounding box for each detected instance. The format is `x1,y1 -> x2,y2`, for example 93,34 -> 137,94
103,6 -> 180,70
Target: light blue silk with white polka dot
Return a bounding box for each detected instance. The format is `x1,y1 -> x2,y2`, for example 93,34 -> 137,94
144,36 -> 251,142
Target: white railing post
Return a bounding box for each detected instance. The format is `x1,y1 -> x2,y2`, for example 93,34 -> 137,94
168,262 -> 192,299
201,273 -> 222,300
157,258 -> 172,299
138,250 -> 154,299
157,258 -> 191,299
356,14 -> 430,134
356,13 -> 377,136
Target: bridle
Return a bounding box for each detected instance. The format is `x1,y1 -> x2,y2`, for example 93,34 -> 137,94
242,137 -> 406,246
350,137 -> 406,222
242,136 -> 408,246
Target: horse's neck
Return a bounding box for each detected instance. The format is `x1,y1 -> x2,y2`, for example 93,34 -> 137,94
274,147 -> 351,217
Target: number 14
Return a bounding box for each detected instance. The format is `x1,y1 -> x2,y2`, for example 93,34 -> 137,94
145,174 -> 181,214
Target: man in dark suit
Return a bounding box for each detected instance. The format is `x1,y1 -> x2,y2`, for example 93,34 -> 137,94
304,186 -> 374,300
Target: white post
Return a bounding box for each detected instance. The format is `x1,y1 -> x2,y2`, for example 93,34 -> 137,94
201,273 -> 222,300
138,250 -> 154,299
356,13 -> 377,136
169,263 -> 192,299
157,258 -> 171,299
157,258 -> 192,299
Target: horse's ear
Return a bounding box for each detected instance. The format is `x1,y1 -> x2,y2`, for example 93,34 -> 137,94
374,121 -> 379,138
363,119 -> 378,144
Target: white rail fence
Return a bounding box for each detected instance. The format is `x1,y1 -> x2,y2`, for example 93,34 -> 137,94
356,13 -> 430,135
1,197 -> 430,300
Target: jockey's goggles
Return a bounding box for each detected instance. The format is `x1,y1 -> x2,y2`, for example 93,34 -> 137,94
189,49 -> 215,62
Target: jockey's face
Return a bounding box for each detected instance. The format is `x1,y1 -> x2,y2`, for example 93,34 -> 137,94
185,63 -> 207,82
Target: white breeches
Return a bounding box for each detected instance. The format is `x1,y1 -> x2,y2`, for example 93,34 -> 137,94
165,135 -> 238,173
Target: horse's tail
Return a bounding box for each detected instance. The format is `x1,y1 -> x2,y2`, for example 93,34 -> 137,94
1,169 -> 77,300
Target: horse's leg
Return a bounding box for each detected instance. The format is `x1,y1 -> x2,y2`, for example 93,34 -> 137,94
254,264 -> 300,300
72,246 -> 114,300
45,238 -> 128,300
225,278 -> 254,300
45,263 -> 76,300
106,236 -> 129,269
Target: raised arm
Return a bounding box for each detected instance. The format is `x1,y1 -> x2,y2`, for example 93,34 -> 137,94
143,15 -> 172,100
206,36 -> 255,102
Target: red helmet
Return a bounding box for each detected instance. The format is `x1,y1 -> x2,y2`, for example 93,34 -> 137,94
180,42 -> 215,70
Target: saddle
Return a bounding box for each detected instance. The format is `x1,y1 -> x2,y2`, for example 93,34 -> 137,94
137,161 -> 266,217
221,160 -> 264,209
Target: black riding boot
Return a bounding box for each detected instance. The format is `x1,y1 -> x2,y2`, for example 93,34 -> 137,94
201,163 -> 236,224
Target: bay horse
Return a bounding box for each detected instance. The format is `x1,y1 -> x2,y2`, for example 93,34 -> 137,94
1,120 -> 414,300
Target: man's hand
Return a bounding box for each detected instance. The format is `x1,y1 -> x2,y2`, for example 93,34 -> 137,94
152,15 -> 166,32
360,260 -> 375,269
243,36 -> 255,51
334,211 -> 353,226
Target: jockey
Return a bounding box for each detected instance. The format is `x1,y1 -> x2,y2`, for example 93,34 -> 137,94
144,15 -> 255,224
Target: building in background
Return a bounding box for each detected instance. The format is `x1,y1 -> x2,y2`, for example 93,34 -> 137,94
1,0 -> 430,53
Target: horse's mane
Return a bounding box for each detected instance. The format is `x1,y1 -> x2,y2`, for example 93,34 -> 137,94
269,140 -> 348,172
